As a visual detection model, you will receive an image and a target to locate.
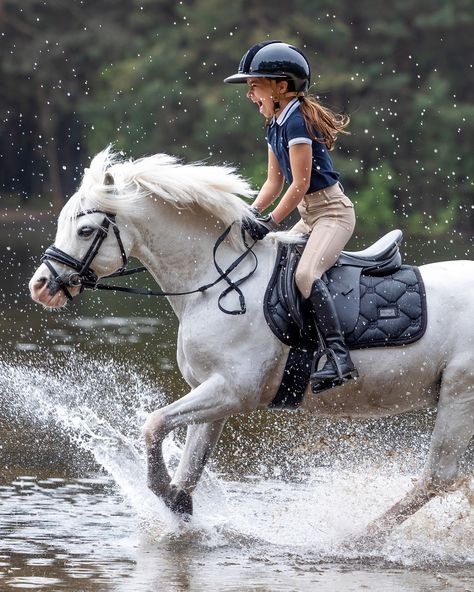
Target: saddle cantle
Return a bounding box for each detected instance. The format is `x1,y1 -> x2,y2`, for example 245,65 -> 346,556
336,228 -> 403,271
265,230 -> 428,409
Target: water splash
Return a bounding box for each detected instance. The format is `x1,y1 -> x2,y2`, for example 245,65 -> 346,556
0,355 -> 472,567
0,355 -> 177,527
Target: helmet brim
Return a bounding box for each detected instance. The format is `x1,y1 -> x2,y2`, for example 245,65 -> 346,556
224,73 -> 286,84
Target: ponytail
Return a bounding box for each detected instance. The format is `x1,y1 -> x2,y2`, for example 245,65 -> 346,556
299,96 -> 350,151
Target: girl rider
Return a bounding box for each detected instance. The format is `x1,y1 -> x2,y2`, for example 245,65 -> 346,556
224,40 -> 358,393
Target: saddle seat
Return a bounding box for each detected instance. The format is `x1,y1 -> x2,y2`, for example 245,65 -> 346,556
294,229 -> 403,273
337,229 -> 403,271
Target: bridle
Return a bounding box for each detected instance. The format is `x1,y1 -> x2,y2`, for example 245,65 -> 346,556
41,209 -> 258,315
42,210 -> 126,301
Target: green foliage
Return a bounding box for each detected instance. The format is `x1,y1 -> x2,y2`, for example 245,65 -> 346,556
0,0 -> 472,235
352,164 -> 397,232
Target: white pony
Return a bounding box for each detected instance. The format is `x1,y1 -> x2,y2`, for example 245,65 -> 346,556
29,148 -> 474,535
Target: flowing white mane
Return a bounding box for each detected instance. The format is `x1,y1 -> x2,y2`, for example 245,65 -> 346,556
61,147 -> 255,228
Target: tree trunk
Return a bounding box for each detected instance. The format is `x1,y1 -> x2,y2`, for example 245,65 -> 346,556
36,85 -> 64,214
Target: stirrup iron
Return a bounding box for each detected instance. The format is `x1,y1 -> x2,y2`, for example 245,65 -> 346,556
310,347 -> 359,394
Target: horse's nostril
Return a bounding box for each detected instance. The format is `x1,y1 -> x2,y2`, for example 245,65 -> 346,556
35,276 -> 48,288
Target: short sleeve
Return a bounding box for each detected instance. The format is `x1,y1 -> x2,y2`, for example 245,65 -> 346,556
286,114 -> 312,147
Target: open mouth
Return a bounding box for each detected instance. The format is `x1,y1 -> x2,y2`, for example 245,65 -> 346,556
248,93 -> 267,115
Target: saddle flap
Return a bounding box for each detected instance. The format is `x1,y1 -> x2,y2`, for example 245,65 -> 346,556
264,243 -> 305,345
263,234 -> 426,354
325,266 -> 363,334
277,244 -> 304,329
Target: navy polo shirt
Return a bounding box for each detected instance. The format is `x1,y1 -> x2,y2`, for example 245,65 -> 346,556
266,98 -> 339,193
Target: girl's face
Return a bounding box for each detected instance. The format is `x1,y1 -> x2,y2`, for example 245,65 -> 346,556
246,77 -> 278,119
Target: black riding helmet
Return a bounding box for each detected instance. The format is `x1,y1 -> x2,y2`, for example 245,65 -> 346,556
224,40 -> 311,93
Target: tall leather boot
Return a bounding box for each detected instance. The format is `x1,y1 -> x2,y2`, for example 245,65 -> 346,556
308,279 -> 358,393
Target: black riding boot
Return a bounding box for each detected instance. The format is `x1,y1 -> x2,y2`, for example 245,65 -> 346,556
308,279 -> 358,393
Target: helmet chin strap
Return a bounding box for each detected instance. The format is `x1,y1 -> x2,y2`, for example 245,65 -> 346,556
270,79 -> 305,113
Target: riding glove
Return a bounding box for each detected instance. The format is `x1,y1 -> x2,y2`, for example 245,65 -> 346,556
242,213 -> 278,241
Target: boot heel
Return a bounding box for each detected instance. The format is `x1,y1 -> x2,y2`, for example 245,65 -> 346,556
310,367 -> 358,395
347,368 -> 359,380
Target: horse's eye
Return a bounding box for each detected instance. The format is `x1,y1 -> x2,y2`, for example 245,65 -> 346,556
77,225 -> 95,238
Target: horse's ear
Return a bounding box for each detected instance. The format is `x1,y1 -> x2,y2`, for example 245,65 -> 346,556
104,172 -> 115,186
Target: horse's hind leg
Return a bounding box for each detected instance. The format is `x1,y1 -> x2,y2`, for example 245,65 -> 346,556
367,355 -> 474,536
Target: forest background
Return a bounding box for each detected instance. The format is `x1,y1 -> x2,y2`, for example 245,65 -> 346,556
0,0 -> 473,236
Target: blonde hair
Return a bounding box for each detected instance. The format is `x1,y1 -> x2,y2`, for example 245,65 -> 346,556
299,95 -> 350,151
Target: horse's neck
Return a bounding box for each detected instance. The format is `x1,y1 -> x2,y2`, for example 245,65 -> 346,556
128,200 -> 243,315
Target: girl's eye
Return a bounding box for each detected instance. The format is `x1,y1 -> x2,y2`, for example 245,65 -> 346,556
77,226 -> 95,238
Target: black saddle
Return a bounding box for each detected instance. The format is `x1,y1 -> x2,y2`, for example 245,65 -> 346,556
265,230 -> 428,409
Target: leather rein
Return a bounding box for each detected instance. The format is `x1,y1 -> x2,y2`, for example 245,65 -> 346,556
41,209 -> 258,315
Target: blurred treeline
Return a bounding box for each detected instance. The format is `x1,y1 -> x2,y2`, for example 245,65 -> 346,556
0,0 -> 473,235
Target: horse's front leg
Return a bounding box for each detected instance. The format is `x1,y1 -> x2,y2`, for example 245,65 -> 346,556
172,420 -> 226,492
142,375 -> 243,515
160,420 -> 226,515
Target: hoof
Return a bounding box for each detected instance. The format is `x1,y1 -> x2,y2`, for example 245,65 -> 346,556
165,485 -> 193,519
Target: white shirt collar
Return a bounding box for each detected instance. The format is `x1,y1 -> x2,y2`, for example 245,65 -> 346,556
275,98 -> 300,126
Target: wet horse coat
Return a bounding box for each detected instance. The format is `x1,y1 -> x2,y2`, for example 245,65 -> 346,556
29,148 -> 474,532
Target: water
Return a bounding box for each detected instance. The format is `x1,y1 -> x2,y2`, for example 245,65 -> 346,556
1,358 -> 473,591
0,216 -> 473,591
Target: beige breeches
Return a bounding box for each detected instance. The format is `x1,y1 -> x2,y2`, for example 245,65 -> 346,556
291,182 -> 356,298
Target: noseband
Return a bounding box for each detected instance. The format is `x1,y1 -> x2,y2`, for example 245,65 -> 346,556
40,210 -> 258,315
42,209 -> 128,301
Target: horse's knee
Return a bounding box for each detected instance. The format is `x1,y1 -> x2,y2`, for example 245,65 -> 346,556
142,409 -> 169,446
